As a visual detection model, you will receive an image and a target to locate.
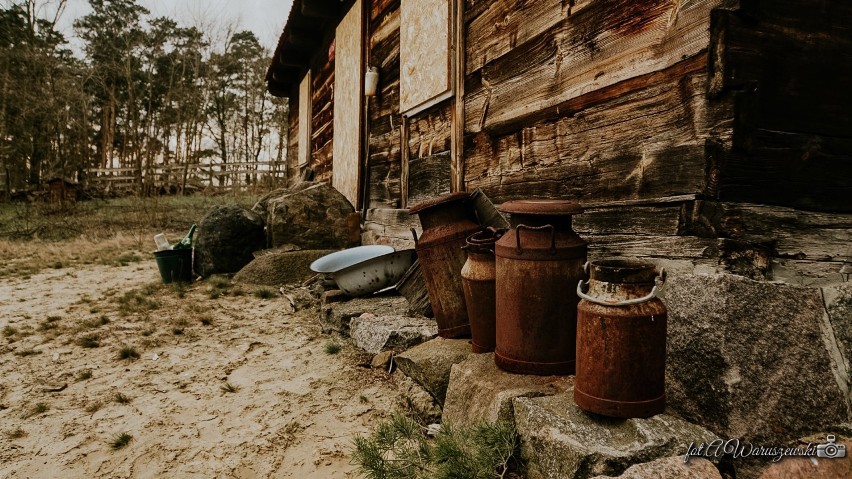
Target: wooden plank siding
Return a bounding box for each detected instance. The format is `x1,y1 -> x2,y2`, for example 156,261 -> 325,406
366,0 -> 402,208
311,47 -> 335,183
710,1 -> 852,212
464,59 -> 714,204
464,0 -> 725,135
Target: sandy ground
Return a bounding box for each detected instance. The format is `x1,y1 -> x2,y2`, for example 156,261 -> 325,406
0,261 -> 404,478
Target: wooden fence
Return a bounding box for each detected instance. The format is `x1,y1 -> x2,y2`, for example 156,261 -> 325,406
85,160 -> 287,193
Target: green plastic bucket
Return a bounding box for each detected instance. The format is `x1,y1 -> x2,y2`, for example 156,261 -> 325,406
153,248 -> 193,284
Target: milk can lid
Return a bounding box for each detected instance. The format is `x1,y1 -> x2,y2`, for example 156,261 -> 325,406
409,191 -> 472,215
498,199 -> 583,216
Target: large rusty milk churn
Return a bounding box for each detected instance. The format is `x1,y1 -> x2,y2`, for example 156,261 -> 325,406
410,192 -> 480,338
461,228 -> 504,353
575,259 -> 667,418
494,199 -> 587,375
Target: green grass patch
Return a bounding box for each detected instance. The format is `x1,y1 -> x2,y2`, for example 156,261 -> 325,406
220,382 -> 239,394
109,432 -> 133,450
324,341 -> 342,355
254,287 -> 277,299
76,334 -> 100,348
117,288 -> 160,315
353,416 -> 521,479
117,347 -> 140,360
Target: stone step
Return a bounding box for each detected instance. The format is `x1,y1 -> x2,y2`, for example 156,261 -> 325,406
442,352 -> 571,427
394,338 -> 473,406
513,393 -> 719,479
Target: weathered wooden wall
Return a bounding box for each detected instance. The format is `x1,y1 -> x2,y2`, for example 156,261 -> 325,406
365,0 -> 453,210
366,0 -> 403,209
460,0 -> 851,281
311,43 -> 335,183
407,101 -> 453,205
711,0 -> 852,212
287,93 -> 300,185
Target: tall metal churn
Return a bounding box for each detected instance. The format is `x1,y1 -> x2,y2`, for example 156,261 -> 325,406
461,228 -> 504,353
575,259 -> 667,418
494,199 -> 586,375
410,192 -> 479,338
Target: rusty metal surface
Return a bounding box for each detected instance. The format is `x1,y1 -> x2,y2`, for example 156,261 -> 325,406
494,206 -> 587,375
461,229 -> 503,353
411,194 -> 479,338
408,191 -> 472,216
499,199 -> 583,216
575,260 -> 667,418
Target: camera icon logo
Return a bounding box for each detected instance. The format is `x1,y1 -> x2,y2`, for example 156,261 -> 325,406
816,435 -> 846,459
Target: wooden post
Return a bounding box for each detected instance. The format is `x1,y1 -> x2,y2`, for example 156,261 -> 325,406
450,0 -> 465,192
401,115 -> 410,209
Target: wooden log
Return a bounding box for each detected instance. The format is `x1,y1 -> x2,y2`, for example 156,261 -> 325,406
709,4 -> 852,212
367,160 -> 401,208
575,204 -> 683,237
464,69 -> 711,205
408,152 -> 451,206
464,0 -> 724,134
713,203 -> 852,262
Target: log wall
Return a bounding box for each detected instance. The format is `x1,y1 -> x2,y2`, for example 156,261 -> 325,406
366,0 -> 402,208
365,0 -> 453,209
461,0 -> 851,282
311,42 -> 335,183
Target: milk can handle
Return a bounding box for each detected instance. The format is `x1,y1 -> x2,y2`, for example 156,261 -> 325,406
576,269 -> 667,307
410,228 -> 419,245
516,224 -> 556,255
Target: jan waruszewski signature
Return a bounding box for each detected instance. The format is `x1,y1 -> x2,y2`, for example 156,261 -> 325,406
684,435 -> 846,463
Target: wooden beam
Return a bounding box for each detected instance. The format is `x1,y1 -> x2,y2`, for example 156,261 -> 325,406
278,50 -> 311,68
400,115 -> 409,209
286,28 -> 324,50
450,0 -> 464,192
302,0 -> 341,18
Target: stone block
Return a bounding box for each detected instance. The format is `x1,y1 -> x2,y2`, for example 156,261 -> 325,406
513,393 -> 719,479
320,296 -> 409,334
660,273 -> 849,443
442,353 -> 571,427
395,338 -> 472,406
591,456 -> 721,479
349,314 -> 437,354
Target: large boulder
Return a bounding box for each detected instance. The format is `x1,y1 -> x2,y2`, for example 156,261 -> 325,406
824,283 -> 852,375
233,249 -> 334,286
513,393 -> 719,479
258,182 -> 357,250
660,273 -> 849,444
194,205 -> 265,277
442,353 -> 571,427
394,338 -> 472,406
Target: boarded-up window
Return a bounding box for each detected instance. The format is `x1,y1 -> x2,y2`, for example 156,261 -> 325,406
333,0 -> 363,207
298,71 -> 311,166
400,0 -> 451,113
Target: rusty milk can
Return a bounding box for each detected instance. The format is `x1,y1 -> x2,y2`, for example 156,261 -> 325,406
410,192 -> 480,338
461,228 -> 505,353
494,199 -> 587,375
575,259 -> 667,418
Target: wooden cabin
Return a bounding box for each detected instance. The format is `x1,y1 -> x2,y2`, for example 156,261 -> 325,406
267,0 -> 851,284
46,177 -> 81,205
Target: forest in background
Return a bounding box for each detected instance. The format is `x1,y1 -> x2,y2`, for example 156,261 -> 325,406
0,0 -> 289,198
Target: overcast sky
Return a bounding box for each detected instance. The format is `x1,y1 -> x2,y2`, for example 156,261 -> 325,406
47,0 -> 294,51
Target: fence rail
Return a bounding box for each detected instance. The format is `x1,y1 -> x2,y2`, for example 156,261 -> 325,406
86,161 -> 286,191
